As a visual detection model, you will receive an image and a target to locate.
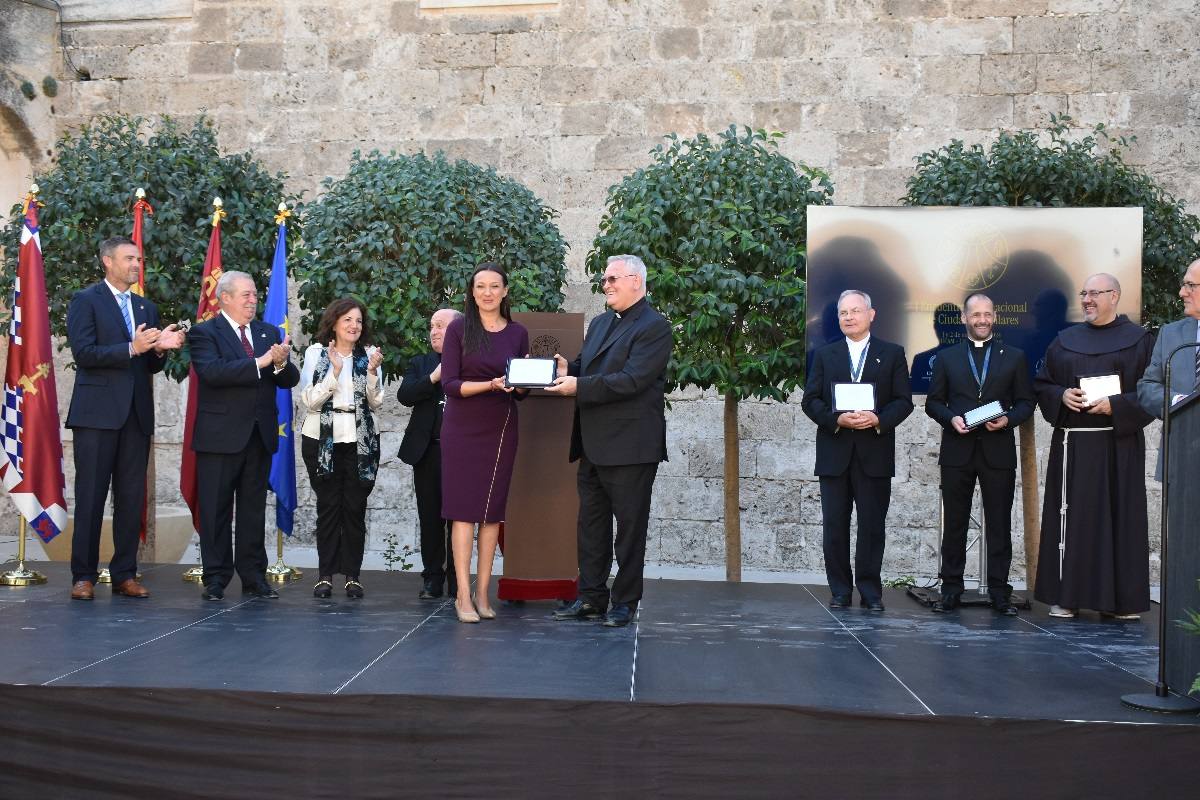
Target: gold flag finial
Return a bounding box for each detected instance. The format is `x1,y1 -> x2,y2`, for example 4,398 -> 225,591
211,196 -> 226,227
136,187 -> 146,199
29,183 -> 39,195
274,200 -> 291,226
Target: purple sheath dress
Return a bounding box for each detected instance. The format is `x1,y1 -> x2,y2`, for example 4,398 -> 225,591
439,317 -> 529,523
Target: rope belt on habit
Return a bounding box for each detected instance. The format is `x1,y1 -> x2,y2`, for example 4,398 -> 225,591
1057,426 -> 1115,578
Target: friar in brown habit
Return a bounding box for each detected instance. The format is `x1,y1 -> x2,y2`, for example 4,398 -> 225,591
1032,273 -> 1155,620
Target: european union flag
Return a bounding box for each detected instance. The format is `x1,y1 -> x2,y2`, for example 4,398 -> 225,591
264,215 -> 296,535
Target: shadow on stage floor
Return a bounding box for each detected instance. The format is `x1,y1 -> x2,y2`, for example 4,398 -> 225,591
1,561 -> 1197,797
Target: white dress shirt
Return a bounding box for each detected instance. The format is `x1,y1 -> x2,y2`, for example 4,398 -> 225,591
299,343 -> 383,443
845,335 -> 871,381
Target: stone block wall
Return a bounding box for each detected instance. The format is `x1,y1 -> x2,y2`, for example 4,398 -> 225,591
1,0 -> 1193,578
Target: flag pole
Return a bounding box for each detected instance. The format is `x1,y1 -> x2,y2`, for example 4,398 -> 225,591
2,183 -> 66,585
266,527 -> 302,583
181,196 -> 226,583
0,516 -> 48,586
264,201 -> 301,584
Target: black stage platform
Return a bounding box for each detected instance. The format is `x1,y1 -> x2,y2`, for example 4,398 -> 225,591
2,561 -> 1198,797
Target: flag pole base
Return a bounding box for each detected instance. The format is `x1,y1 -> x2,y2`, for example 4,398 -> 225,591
266,561 -> 302,583
181,566 -> 204,583
98,568 -> 111,584
1121,688 -> 1200,714
0,562 -> 48,586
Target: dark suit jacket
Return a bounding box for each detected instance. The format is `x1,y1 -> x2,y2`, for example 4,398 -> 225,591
566,298 -> 673,466
801,337 -> 914,478
397,351 -> 442,466
187,315 -> 299,455
65,281 -> 165,435
925,340 -> 1035,469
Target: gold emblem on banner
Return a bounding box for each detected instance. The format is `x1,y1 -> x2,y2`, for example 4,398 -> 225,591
944,222 -> 1010,291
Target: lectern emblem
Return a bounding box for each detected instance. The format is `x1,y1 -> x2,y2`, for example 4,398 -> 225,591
530,335 -> 560,358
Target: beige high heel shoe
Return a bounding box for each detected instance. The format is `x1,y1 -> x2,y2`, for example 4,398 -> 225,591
474,594 -> 496,620
455,599 -> 480,623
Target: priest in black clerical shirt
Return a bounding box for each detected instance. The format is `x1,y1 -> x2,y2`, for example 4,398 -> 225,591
925,292 -> 1035,616
1033,273 -> 1155,620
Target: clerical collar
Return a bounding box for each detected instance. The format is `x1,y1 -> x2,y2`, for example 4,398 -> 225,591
613,297 -> 647,320
970,336 -> 992,348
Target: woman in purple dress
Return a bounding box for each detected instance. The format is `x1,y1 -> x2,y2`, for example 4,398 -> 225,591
440,263 -> 529,623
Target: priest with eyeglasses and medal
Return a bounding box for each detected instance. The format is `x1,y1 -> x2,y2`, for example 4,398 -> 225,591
1033,274 -> 1155,621
802,289 -> 913,612
924,293 -> 1035,616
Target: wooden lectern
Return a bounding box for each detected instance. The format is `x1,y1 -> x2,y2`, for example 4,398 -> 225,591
1164,390 -> 1200,696
498,312 -> 585,601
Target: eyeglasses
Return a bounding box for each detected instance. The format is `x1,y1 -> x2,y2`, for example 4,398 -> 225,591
599,274 -> 637,286
1077,289 -> 1116,299
1182,281 -> 1200,293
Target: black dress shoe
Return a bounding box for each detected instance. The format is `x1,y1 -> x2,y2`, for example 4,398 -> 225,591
418,579 -> 442,600
829,595 -> 852,608
243,581 -> 280,599
602,604 -> 635,627
313,577 -> 333,599
201,583 -> 224,601
992,599 -> 1019,617
932,592 -> 961,613
553,599 -> 605,620
345,579 -> 364,599
864,600 -> 885,612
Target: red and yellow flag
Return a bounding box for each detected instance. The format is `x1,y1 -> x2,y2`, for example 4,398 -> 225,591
180,198 -> 226,532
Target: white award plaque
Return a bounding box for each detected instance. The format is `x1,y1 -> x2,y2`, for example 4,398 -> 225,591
963,400 -> 1005,429
833,382 -> 876,412
1079,374 -> 1122,406
505,357 -> 557,388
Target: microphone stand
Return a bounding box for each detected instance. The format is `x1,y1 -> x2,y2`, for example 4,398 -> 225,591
1122,340 -> 1200,713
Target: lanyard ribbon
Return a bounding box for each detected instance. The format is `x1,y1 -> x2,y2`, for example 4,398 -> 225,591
849,343 -> 869,383
967,343 -> 992,398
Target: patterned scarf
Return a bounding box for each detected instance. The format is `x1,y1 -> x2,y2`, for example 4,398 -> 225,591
311,347 -> 380,482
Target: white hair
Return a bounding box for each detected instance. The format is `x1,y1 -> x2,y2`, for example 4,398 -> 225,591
837,289 -> 872,309
608,254 -> 647,283
216,270 -> 254,299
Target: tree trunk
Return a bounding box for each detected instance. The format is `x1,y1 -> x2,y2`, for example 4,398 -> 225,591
724,391 -> 741,583
1019,419 -> 1040,590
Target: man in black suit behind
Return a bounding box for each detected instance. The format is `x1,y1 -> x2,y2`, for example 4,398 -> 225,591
398,308 -> 461,600
188,270 -> 299,600
925,293 -> 1035,615
66,236 -> 184,601
546,254 -> 673,628
802,289 -> 913,611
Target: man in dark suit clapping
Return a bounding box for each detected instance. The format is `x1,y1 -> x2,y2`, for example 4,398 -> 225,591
546,254 -> 673,628
188,270 -> 299,601
925,293 -> 1035,616
802,289 -> 913,611
66,236 -> 184,601
398,308 -> 461,600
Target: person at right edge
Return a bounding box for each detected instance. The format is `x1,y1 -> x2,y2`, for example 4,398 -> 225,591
398,308 -> 461,601
801,289 -> 913,612
545,254 -> 672,628
1033,273 -> 1154,621
924,292 -> 1035,616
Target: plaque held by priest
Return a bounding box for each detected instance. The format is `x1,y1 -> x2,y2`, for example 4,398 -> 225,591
833,382 -> 876,412
962,400 -> 1006,429
505,356 -> 557,389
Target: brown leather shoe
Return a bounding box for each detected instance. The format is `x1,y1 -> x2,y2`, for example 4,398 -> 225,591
112,578 -> 150,598
71,580 -> 95,601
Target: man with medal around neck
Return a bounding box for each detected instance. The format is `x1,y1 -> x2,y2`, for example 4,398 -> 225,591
924,292 -> 1035,616
802,290 -> 913,611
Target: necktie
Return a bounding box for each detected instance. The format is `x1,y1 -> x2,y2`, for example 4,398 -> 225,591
239,326 -> 254,358
118,292 -> 134,340
1194,341 -> 1199,388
